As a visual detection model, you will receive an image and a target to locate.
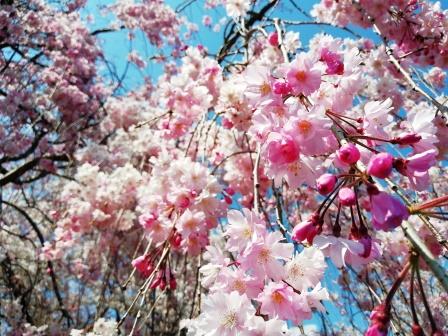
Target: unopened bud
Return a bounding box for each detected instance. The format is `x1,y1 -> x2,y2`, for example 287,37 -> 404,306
392,133 -> 422,145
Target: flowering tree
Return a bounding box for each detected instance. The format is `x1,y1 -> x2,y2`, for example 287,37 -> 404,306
1,0 -> 448,335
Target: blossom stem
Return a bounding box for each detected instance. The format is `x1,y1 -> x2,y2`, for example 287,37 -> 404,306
384,260 -> 411,306
415,258 -> 437,333
349,134 -> 391,143
333,203 -> 342,237
409,260 -> 420,325
253,144 -> 262,214
318,179 -> 345,216
410,195 -> 448,212
326,111 -> 359,131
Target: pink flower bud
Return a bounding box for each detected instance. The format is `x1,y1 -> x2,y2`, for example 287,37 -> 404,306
170,232 -> 182,248
150,271 -> 163,289
132,255 -> 153,278
366,304 -> 390,336
132,255 -> 147,272
222,117 -> 233,129
367,152 -> 393,179
267,32 -> 278,46
359,235 -> 372,258
292,214 -> 319,244
411,325 -> 424,336
224,187 -> 235,195
159,277 -> 167,290
316,173 -> 337,195
338,187 -> 356,206
178,195 -> 190,208
337,143 -> 361,164
169,277 -> 177,290
224,195 -> 232,204
392,133 -> 422,145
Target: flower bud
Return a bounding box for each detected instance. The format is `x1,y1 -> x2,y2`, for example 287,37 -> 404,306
337,143 -> 361,164
292,215 -> 318,244
224,187 -> 235,196
338,187 -> 356,206
224,195 -> 233,204
222,117 -> 233,129
169,277 -> 177,290
150,272 -> 163,289
316,173 -> 337,195
392,133 -> 422,145
159,277 -> 167,290
366,304 -> 390,336
170,232 -> 182,248
367,152 -> 393,179
132,255 -> 150,277
411,325 -> 424,336
359,235 -> 372,258
267,32 -> 278,46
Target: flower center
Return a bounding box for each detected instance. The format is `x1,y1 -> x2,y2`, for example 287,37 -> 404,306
290,264 -> 305,277
258,248 -> 271,263
274,107 -> 285,116
297,120 -> 312,135
243,227 -> 252,238
233,279 -> 246,292
286,161 -> 302,176
222,311 -> 237,328
260,82 -> 271,95
271,291 -> 285,304
295,70 -> 307,82
184,219 -> 196,230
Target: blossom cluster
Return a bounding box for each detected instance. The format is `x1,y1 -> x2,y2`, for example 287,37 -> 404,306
185,208 -> 329,335
312,0 -> 448,68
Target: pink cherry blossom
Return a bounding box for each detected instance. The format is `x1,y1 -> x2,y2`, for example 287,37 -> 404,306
225,208 -> 266,252
265,132 -> 300,165
284,247 -> 326,291
370,191 -> 409,231
363,99 -> 393,139
242,317 -> 286,336
286,55 -> 322,95
198,291 -> 255,336
314,235 -> 376,268
240,231 -> 293,281
320,48 -> 344,75
257,282 -> 311,325
394,149 -> 437,191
